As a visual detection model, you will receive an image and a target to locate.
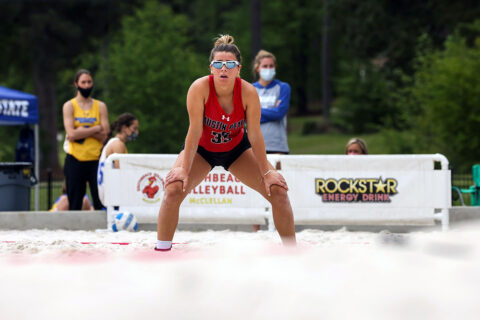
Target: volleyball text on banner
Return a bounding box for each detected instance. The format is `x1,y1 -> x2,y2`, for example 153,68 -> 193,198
103,154 -> 269,225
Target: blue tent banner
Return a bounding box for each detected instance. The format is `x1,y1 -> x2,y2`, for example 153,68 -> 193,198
0,85 -> 40,210
0,86 -> 39,125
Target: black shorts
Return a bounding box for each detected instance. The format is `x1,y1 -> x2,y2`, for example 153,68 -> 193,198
197,132 -> 251,170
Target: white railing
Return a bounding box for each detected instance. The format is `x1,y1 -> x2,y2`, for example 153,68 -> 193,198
104,153 -> 451,230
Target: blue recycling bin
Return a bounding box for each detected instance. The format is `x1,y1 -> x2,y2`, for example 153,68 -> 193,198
0,162 -> 35,211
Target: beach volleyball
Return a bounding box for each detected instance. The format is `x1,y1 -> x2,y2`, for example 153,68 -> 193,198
111,211 -> 138,232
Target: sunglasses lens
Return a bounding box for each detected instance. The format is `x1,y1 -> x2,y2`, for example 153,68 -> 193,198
211,61 -> 238,69
212,61 -> 223,69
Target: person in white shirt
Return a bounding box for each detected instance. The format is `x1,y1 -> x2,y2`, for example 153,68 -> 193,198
97,113 -> 139,206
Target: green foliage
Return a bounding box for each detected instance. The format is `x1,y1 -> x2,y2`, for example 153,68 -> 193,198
0,0 -> 143,170
377,128 -> 417,154
0,66 -> 34,162
287,115 -> 384,154
406,26 -> 480,169
288,131 -> 388,155
3,0 -> 480,170
169,0 -> 245,56
100,1 -> 204,153
261,0 -> 323,112
0,127 -> 21,161
331,60 -> 397,133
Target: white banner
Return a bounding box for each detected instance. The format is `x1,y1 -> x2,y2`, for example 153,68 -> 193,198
104,154 -> 451,229
275,155 -> 450,228
104,154 -> 268,224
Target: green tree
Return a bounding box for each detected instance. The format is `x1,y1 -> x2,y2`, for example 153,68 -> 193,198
328,0 -> 480,134
171,0 -> 324,115
407,26 -> 480,169
101,1 -> 204,153
0,0 -> 140,174
261,0 -> 323,115
331,60 -> 396,133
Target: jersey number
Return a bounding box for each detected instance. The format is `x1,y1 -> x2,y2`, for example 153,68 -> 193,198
211,131 -> 232,144
97,162 -> 105,185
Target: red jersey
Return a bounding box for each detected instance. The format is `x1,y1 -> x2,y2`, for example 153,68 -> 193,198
198,75 -> 246,152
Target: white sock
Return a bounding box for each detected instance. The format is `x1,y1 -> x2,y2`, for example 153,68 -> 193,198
156,240 -> 172,250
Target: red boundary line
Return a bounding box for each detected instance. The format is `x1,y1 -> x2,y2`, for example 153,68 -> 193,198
1,241 -> 185,245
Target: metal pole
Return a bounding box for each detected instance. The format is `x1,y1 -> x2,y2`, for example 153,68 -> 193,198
250,0 -> 262,59
47,168 -> 52,210
34,124 -> 40,211
322,0 -> 331,127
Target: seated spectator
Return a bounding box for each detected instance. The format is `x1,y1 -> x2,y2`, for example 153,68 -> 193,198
49,181 -> 93,211
97,113 -> 139,206
345,137 -> 368,155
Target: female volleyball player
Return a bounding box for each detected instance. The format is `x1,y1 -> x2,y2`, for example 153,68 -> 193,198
156,35 -> 296,251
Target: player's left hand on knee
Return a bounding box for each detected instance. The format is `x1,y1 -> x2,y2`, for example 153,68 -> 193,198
263,170 -> 288,196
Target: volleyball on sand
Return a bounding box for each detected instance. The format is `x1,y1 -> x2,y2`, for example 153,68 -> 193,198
111,211 -> 138,232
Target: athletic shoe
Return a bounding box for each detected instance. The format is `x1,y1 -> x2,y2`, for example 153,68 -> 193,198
154,246 -> 172,252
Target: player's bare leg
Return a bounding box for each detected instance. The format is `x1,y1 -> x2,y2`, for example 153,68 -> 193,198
157,151 -> 211,242
228,149 -> 296,245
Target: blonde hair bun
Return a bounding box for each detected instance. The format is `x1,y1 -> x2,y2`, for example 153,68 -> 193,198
209,34 -> 242,64
214,34 -> 235,47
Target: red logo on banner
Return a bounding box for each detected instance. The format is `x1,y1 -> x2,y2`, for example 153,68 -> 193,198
137,172 -> 164,203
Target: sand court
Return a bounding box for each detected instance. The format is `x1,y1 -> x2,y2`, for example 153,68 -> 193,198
1,222 -> 479,320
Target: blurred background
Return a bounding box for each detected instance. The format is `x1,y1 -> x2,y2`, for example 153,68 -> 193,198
0,0 -> 479,208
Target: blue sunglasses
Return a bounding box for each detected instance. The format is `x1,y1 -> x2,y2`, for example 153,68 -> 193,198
210,60 -> 239,69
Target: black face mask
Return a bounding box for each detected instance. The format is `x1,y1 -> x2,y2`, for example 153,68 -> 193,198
127,131 -> 138,142
77,86 -> 93,98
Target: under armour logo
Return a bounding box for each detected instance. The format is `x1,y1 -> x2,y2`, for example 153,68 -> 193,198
222,115 -> 230,121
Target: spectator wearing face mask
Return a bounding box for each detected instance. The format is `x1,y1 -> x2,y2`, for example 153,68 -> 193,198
252,50 -> 291,155
62,69 -> 110,210
97,113 -> 139,206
